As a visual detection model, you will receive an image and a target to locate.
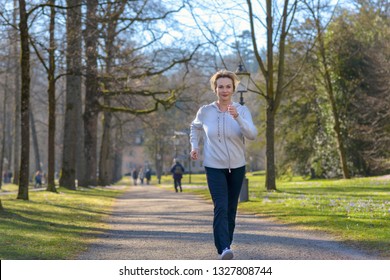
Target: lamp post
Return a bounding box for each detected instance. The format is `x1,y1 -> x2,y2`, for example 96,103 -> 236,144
174,130 -> 191,184
235,63 -> 250,105
235,62 -> 250,202
156,153 -> 162,184
172,135 -> 179,159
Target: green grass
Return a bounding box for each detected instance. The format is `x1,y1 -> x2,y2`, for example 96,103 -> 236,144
0,182 -> 127,259
163,172 -> 390,258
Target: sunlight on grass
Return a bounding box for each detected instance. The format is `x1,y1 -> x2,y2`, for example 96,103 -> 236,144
0,186 -> 126,259
245,175 -> 390,258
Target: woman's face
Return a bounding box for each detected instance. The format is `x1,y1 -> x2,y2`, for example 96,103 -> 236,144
215,77 -> 234,103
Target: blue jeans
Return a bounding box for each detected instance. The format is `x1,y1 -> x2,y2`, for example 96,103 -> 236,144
205,166 -> 245,254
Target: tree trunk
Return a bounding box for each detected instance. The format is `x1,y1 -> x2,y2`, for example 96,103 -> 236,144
60,0 -> 82,190
315,19 -> 350,179
247,0 -> 293,191
46,0 -> 57,192
30,110 -> 41,172
0,132 -> 4,190
5,110 -> 13,178
1,21 -> 14,189
99,104 -> 113,185
0,51 -> 12,190
113,141 -> 123,183
12,0 -> 20,185
155,138 -> 164,184
0,87 -> 7,190
82,0 -> 99,187
17,0 -> 30,200
59,83 -> 77,191
264,0 -> 277,191
265,99 -> 277,190
3,112 -> 12,181
75,93 -> 85,183
83,109 -> 98,187
99,8 -> 121,186
324,72 -> 351,179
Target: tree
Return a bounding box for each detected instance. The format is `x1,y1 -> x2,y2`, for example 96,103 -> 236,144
327,1 -> 390,175
0,0 -> 20,188
98,1 -> 127,186
46,0 -> 58,191
9,0 -> 65,198
246,0 -> 299,190
264,0 -> 389,178
26,0 -> 70,192
0,23 -> 15,190
303,0 -> 351,179
2,0 -> 67,193
81,1 -> 199,186
0,63 -> 9,190
29,110 -> 41,173
17,0 -> 31,200
60,0 -> 83,190
81,0 -> 99,187
12,0 -> 21,186
142,110 -> 174,183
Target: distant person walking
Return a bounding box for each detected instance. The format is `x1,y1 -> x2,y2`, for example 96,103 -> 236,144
34,171 -> 42,188
145,169 -> 151,185
170,159 -> 185,193
131,168 -> 139,186
190,70 -> 257,260
3,171 -> 12,183
139,168 -> 145,185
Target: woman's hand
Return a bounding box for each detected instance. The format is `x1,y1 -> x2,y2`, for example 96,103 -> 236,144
228,105 -> 239,119
190,150 -> 198,160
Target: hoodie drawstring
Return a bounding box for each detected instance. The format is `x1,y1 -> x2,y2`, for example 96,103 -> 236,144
218,111 -> 232,172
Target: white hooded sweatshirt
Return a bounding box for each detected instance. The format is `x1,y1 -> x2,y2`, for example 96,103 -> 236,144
190,101 -> 257,170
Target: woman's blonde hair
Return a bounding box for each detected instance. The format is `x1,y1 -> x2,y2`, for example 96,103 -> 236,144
209,70 -> 240,93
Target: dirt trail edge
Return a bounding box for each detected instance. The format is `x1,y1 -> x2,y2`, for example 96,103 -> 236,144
78,185 -> 379,260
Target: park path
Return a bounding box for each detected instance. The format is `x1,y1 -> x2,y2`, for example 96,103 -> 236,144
78,184 -> 379,260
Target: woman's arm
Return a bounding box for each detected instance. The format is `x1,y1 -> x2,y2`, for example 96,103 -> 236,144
235,106 -> 258,140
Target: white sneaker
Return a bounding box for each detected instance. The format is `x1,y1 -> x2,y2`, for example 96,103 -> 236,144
221,248 -> 233,260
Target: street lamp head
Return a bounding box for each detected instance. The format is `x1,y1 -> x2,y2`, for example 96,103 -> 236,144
235,63 -> 250,93
235,63 -> 250,105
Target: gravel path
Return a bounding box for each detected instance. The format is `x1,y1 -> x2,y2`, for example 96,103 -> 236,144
78,184 -> 379,260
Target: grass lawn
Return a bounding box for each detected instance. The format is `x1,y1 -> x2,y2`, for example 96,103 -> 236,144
163,172 -> 390,258
0,181 -> 127,259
